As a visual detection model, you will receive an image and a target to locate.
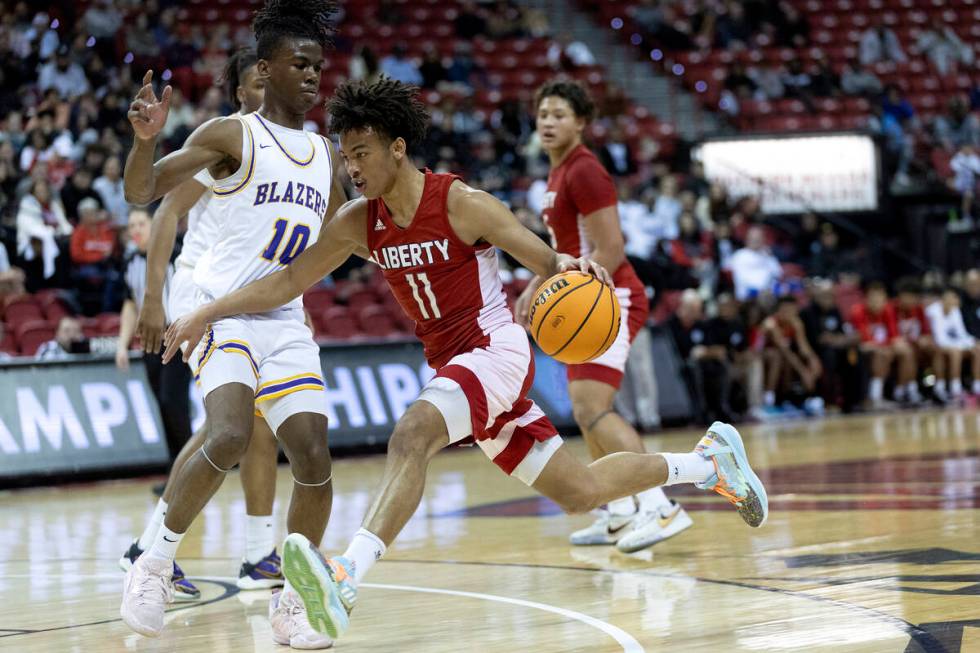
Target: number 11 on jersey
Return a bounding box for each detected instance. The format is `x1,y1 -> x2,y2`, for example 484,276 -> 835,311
405,272 -> 441,319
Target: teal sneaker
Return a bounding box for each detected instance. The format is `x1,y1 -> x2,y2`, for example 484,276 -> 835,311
282,533 -> 356,640
695,421 -> 769,527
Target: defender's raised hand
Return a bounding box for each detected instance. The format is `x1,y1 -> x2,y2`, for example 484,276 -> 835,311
128,70 -> 172,141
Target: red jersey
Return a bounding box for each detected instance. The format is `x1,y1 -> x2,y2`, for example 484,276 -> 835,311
849,302 -> 898,344
893,302 -> 930,340
367,172 -> 513,368
541,144 -> 644,293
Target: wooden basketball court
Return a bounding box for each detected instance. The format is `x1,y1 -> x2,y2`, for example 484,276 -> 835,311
1,410 -> 976,652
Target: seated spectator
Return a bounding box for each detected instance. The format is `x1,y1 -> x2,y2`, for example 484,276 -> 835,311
726,225 -> 781,300
724,62 -> 757,99
598,124 -> 636,177
349,45 -> 381,85
708,292 -> 760,416
960,268 -> 980,338
93,157 -> 128,227
934,97 -> 980,152
840,59 -> 882,97
782,58 -> 813,103
666,289 -> 734,423
38,45 -> 90,100
760,296 -> 823,411
801,279 -> 865,412
671,212 -> 717,294
925,287 -> 980,401
859,22 -> 907,66
711,219 -> 741,272
649,175 -> 682,242
893,277 -> 933,402
446,42 -> 483,89
418,45 -> 447,89
16,178 -> 72,286
70,198 -> 118,314
915,19 -> 974,76
381,44 -> 422,86
454,1 -> 487,39
750,64 -> 785,100
60,167 -> 102,223
809,56 -> 839,97
848,281 -> 916,408
36,316 -> 86,360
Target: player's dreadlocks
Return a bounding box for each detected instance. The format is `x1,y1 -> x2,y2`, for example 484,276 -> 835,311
219,48 -> 258,107
252,0 -> 338,59
535,79 -> 596,122
328,77 -> 430,150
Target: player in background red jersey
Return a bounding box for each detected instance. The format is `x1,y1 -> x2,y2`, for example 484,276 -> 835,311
848,281 -> 916,408
514,80 -> 692,553
164,78 -> 767,642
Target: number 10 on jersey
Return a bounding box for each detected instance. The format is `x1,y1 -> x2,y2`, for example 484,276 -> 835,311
406,272 -> 441,319
261,218 -> 310,265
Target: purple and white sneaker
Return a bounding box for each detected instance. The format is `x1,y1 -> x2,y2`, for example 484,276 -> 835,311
237,549 -> 285,590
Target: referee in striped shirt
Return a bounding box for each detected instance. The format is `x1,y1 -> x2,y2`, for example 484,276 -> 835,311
116,208 -> 192,463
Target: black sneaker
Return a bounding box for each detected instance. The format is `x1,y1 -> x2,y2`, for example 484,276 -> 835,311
118,539 -> 143,572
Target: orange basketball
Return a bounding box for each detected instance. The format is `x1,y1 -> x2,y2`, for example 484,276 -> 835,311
528,271 -> 621,364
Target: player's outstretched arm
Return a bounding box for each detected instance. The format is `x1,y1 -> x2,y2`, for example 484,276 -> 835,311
447,182 -> 612,285
161,199 -> 369,363
124,71 -> 241,205
138,179 -> 207,354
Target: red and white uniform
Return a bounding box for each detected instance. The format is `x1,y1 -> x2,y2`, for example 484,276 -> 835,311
367,172 -> 562,484
849,303 -> 899,345
894,303 -> 930,342
541,144 -> 648,388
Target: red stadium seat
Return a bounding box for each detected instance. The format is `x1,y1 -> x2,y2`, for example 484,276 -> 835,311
303,287 -> 335,313
3,295 -> 43,326
356,305 -> 398,338
15,320 -> 55,356
97,313 -> 121,336
318,306 -> 357,340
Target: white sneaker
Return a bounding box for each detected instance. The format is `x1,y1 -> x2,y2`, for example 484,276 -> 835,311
616,502 -> 694,553
569,509 -> 637,545
270,588 -> 334,649
120,555 -> 173,637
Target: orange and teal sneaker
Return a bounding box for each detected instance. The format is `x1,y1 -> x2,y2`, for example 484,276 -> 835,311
282,533 -> 356,640
695,421 -> 769,527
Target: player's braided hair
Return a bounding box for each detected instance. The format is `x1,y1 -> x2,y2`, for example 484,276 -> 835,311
219,48 -> 258,108
535,79 -> 596,122
328,77 -> 430,150
252,0 -> 338,59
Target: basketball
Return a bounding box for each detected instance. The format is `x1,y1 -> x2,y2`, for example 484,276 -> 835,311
528,271 -> 621,364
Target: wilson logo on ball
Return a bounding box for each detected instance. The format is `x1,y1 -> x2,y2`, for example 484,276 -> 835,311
528,271 -> 621,365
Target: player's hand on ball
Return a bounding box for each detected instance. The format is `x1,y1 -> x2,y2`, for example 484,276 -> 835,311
514,284 -> 536,327
557,255 -> 612,287
128,70 -> 172,141
163,309 -> 208,364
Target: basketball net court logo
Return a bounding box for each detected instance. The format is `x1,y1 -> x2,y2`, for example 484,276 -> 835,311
528,277 -> 570,324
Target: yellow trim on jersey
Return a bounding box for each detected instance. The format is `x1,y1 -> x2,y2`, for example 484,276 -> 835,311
194,338 -> 260,380
212,118 -> 256,197
254,113 -> 316,167
256,372 -> 324,392
254,372 -> 325,403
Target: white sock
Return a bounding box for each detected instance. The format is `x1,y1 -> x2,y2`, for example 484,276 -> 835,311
906,382 -> 921,401
869,378 -> 884,401
343,528 -> 386,586
637,486 -> 673,511
894,385 -> 907,401
137,499 -> 168,551
146,524 -> 184,562
245,514 -> 274,564
952,378 -> 963,396
936,379 -> 947,395
660,452 -> 715,486
972,379 -> 980,395
607,496 -> 638,516
763,391 -> 775,407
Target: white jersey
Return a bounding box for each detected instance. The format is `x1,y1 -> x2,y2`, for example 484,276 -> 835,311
193,112 -> 333,313
176,112 -> 242,269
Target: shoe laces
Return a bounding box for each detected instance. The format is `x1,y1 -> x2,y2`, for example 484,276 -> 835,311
708,458 -> 745,506
134,567 -> 173,605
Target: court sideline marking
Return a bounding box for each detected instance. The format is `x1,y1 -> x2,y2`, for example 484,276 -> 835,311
362,581 -> 646,653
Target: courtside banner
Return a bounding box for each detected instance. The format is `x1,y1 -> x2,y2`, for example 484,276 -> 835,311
0,358 -> 169,480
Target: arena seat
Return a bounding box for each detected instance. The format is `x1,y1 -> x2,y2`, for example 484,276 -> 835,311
16,320 -> 55,356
